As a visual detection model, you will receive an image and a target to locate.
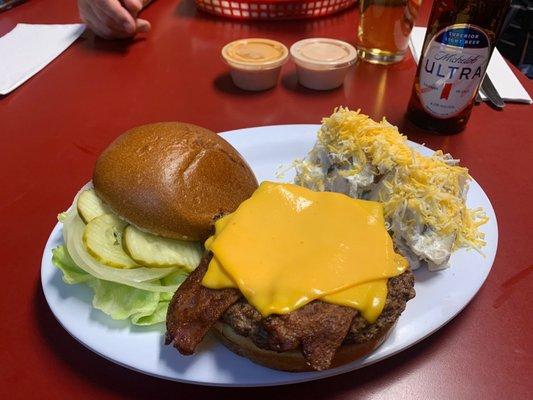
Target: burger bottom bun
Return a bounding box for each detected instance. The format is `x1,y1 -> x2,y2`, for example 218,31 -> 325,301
212,321 -> 393,372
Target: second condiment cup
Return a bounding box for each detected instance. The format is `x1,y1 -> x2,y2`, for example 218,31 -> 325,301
290,38 -> 358,90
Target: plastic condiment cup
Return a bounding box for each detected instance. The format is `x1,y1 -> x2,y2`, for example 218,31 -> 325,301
222,38 -> 289,91
290,38 -> 358,90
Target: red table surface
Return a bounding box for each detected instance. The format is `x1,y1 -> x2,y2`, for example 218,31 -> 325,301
1,0 -> 532,398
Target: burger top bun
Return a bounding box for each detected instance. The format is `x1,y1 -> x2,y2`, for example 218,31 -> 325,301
93,122 -> 258,241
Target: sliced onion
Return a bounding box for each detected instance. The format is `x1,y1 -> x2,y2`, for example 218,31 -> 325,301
62,207 -> 180,293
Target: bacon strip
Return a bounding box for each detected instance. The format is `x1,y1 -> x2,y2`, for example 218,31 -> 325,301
165,253 -> 356,370
260,302 -> 356,370
165,253 -> 241,355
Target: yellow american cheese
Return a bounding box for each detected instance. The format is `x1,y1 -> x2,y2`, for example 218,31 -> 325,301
202,182 -> 407,322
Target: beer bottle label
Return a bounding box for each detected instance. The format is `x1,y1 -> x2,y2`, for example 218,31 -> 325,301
418,24 -> 490,118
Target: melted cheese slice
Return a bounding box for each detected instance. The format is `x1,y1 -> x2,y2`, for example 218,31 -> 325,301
202,182 -> 407,322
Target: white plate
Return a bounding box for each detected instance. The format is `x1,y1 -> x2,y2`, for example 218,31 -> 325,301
41,124 -> 498,387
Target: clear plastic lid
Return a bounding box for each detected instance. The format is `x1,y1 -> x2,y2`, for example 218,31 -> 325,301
222,38 -> 289,71
290,38 -> 357,70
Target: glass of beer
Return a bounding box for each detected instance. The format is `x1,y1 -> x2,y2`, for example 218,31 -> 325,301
355,0 -> 421,64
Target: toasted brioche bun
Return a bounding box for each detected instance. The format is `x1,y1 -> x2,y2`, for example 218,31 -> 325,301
93,122 -> 258,241
213,321 -> 393,372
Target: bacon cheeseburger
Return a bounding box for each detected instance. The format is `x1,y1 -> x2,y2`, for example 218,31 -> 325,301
166,182 -> 415,371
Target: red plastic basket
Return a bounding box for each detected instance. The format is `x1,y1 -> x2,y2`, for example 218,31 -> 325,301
195,0 -> 356,20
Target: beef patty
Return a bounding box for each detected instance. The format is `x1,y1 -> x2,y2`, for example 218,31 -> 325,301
221,269 -> 415,351
166,252 -> 416,371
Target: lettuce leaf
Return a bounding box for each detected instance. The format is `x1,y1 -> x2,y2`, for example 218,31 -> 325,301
88,279 -> 160,322
160,270 -> 189,301
51,245 -> 181,326
52,246 -> 93,284
133,301 -> 170,325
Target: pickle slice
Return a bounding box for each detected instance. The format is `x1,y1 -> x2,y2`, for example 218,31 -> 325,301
123,225 -> 203,271
83,214 -> 139,269
77,189 -> 110,224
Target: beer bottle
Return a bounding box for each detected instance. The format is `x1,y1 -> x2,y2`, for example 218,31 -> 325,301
406,0 -> 511,134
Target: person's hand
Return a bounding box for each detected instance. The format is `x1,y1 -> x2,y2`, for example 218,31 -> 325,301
78,0 -> 151,39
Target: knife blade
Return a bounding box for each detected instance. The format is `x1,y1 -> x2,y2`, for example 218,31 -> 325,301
480,74 -> 505,109
0,0 -> 27,12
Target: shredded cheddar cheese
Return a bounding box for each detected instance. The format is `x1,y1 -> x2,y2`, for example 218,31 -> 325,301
295,108 -> 488,252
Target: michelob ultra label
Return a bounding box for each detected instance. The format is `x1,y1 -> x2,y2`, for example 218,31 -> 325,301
419,24 -> 490,118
